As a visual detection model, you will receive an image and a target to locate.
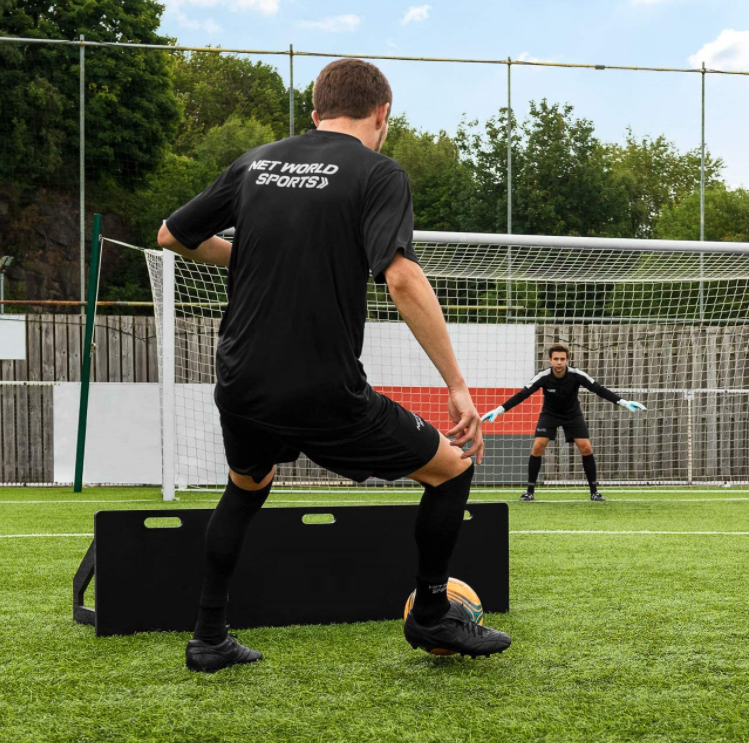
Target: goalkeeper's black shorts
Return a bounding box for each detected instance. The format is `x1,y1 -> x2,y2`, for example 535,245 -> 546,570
534,412 -> 590,443
217,386 -> 441,484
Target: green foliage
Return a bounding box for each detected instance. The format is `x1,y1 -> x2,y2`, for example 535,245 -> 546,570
382,115 -> 471,230
655,185 -> 749,242
171,51 -> 290,151
610,130 -> 724,237
0,0 -> 180,193
129,115 -> 276,249
459,101 -> 630,237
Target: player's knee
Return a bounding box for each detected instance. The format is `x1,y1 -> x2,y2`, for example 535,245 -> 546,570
577,441 -> 593,456
531,441 -> 547,456
230,467 -> 275,492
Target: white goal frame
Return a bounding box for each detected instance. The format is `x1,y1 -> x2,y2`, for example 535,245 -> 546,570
153,231 -> 749,499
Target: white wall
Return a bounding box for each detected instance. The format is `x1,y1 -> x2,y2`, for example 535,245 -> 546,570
0,315 -> 26,360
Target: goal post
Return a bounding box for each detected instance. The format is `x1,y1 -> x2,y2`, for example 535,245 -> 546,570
145,231 -> 749,497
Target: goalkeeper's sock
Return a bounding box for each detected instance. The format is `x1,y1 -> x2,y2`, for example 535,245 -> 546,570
527,455 -> 542,494
193,476 -> 272,645
412,464 -> 474,625
582,454 -> 598,493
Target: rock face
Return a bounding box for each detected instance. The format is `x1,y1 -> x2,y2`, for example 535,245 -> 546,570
0,190 -> 134,309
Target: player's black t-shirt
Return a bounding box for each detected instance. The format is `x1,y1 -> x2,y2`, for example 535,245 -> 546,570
165,130 -> 419,432
501,367 -> 621,418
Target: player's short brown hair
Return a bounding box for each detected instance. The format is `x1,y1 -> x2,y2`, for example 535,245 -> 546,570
548,343 -> 570,358
313,59 -> 393,121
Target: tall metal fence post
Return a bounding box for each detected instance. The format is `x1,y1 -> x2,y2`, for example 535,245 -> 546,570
506,57 -> 513,321
289,44 -> 295,137
79,34 -> 86,316
73,213 -> 102,492
699,61 -> 706,321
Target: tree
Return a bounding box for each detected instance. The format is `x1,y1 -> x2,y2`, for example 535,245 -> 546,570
457,101 -> 630,238
0,0 -> 181,193
381,115 -> 472,231
171,51 -> 291,152
129,115 -> 276,249
655,185 -> 749,242
609,131 -> 723,238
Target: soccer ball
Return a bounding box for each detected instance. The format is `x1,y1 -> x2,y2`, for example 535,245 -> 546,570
404,578 -> 484,656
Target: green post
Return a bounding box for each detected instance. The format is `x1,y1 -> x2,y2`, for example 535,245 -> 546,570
73,214 -> 102,492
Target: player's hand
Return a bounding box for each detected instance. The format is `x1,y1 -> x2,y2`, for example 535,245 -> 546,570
446,385 -> 485,465
480,405 -> 506,423
617,399 -> 647,413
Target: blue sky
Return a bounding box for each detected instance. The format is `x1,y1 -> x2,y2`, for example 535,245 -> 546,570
159,0 -> 749,187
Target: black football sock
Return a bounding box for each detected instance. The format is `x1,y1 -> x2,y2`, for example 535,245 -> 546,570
582,454 -> 598,493
193,475 -> 272,644
412,464 -> 474,625
528,454 -> 542,493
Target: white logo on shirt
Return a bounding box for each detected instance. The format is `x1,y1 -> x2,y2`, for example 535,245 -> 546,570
249,160 -> 338,189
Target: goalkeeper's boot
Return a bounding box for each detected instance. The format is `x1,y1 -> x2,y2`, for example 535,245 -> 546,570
404,601 -> 511,658
519,490 -> 535,501
590,491 -> 606,502
186,633 -> 263,673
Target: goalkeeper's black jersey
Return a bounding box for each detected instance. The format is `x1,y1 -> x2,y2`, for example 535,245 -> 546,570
165,130 -> 419,433
502,367 -> 621,418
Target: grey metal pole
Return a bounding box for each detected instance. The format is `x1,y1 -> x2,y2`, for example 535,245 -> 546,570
507,57 -> 512,235
699,61 -> 706,321
80,34 -> 86,316
289,44 -> 295,137
0,272 -> 4,314
506,57 -> 513,320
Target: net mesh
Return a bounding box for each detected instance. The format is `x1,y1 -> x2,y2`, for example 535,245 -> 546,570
144,235 -> 749,491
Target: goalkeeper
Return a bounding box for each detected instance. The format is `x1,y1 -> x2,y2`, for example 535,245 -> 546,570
481,344 -> 646,501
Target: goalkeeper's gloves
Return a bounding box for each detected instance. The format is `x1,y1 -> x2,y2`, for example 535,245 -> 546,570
481,405 -> 506,423
617,399 -> 647,413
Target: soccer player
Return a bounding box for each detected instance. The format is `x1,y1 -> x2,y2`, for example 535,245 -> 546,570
481,344 -> 646,502
157,59 -> 511,672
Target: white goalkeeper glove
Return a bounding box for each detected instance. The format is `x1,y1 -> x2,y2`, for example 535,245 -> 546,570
481,405 -> 506,423
618,399 -> 647,413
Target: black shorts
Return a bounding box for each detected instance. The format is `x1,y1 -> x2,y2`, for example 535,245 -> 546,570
534,412 -> 589,443
217,387 -> 441,483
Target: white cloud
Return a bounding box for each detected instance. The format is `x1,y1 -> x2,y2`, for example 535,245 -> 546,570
689,29 -> 749,70
163,3 -> 223,33
402,5 -> 430,25
517,52 -> 557,64
231,0 -> 280,14
297,14 -> 362,33
165,0 -> 280,15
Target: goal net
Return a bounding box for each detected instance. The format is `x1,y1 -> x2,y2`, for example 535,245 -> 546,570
145,232 -> 749,497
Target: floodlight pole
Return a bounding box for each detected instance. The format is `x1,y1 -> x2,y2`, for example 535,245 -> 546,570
73,213 -> 102,492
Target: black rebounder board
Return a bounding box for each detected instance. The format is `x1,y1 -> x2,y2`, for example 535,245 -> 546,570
74,504 -> 508,636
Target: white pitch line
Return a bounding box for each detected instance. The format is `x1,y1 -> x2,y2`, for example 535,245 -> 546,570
3,529 -> 749,539
513,529 -> 749,536
0,499 -> 158,505
2,497 -> 749,506
0,533 -> 94,539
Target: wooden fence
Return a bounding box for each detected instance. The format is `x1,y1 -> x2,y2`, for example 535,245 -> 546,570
1,315 -> 747,484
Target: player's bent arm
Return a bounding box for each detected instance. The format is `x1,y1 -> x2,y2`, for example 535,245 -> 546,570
385,253 -> 484,463
157,224 -> 232,267
385,253 -> 465,390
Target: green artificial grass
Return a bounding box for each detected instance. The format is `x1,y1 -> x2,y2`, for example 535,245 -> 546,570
1,486 -> 748,743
